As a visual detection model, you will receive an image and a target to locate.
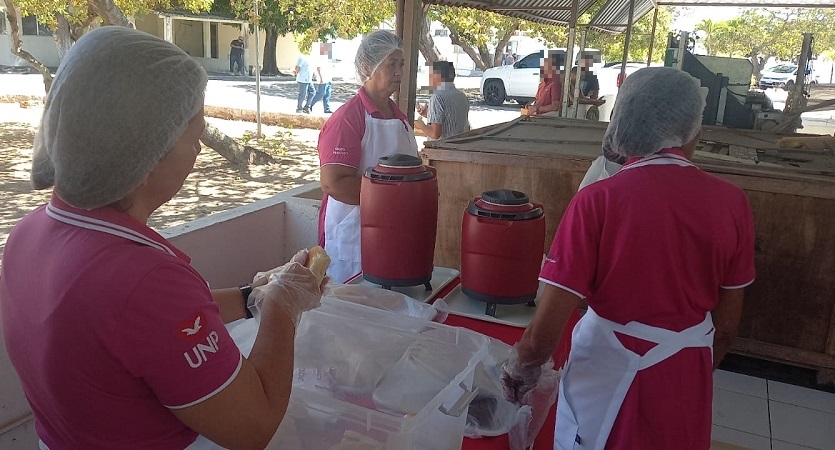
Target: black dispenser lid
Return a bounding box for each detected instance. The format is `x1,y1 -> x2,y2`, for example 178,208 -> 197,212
481,189 -> 530,206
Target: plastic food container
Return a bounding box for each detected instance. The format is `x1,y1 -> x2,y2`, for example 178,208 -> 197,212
268,301 -> 489,450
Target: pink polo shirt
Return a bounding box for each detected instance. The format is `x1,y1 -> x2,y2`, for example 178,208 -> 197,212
0,196 -> 242,450
540,148 -> 755,448
316,86 -> 410,246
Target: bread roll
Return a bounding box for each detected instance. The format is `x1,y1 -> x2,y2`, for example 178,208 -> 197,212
307,246 -> 331,283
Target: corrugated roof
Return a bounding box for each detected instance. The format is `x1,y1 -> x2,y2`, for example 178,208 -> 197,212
427,0 -> 835,34
424,0 -> 598,26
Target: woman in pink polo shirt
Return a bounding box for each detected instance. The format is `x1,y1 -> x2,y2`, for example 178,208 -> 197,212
0,27 -> 322,450
503,68 -> 756,449
317,30 -> 419,282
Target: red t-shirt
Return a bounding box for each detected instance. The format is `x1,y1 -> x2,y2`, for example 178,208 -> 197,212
534,77 -> 563,107
540,149 -> 755,448
0,196 -> 242,450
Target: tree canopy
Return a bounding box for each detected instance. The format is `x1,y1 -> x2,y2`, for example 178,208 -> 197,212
694,8 -> 835,79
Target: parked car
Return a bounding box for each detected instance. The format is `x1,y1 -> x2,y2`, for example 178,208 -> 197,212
480,48 -> 604,106
759,64 -> 819,90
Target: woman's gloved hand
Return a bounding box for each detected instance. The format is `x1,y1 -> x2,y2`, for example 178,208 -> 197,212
500,345 -> 543,404
252,249 -> 309,287
248,259 -> 323,326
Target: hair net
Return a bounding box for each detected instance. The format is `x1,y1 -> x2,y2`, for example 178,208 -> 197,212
354,30 -> 403,82
602,67 -> 705,158
32,26 -> 207,209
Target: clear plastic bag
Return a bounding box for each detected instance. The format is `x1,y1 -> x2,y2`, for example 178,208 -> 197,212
323,284 -> 447,323
466,338 -> 561,450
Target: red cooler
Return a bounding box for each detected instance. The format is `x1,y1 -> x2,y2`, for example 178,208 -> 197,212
360,154 -> 438,290
461,189 -> 545,316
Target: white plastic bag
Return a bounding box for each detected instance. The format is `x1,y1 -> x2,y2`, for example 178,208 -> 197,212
323,284 -> 447,323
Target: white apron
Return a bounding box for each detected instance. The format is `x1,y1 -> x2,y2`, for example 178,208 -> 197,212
555,152 -> 713,450
577,155 -> 623,191
324,111 -> 419,283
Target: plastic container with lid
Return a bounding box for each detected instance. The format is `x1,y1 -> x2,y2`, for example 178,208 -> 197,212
460,189 -> 545,316
361,154 -> 439,290
269,301 -> 489,449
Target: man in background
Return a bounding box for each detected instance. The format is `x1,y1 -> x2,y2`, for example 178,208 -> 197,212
309,43 -> 334,114
230,35 -> 244,76
294,53 -> 315,114
579,53 -> 600,99
414,61 -> 470,140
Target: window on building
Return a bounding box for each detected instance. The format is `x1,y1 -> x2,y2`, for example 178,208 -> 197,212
210,23 -> 218,58
433,29 -> 449,37
0,13 -> 7,35
22,15 -> 52,36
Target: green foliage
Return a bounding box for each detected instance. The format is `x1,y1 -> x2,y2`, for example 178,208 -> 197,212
216,0 -> 392,50
14,0 -> 213,30
583,6 -> 676,64
694,8 -> 835,61
240,128 -> 294,156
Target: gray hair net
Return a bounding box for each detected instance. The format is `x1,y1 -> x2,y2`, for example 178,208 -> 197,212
602,67 -> 706,158
354,30 -> 403,82
32,26 -> 207,209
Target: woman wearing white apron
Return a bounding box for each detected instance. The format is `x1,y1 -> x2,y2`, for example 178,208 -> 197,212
318,31 -> 419,283
1,28 -> 322,450
502,68 -> 756,449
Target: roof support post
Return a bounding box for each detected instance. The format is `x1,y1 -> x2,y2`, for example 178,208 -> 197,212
571,30 -> 586,119
396,0 -> 421,119
163,16 -> 173,43
561,0 -> 579,117
620,0 -> 636,83
647,6 -> 659,67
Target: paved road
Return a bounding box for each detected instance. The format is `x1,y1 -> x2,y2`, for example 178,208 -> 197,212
2,73 -> 831,134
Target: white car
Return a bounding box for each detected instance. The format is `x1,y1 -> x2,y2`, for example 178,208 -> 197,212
480,49 -> 604,106
759,64 -> 819,91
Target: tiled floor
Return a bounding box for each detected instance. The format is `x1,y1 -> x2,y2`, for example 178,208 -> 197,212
711,370 -> 835,449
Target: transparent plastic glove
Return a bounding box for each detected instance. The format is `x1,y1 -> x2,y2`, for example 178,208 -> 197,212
501,344 -> 543,404
252,249 -> 309,287
248,261 -> 321,326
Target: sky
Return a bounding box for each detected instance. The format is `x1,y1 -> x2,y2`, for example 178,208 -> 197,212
671,6 -> 742,32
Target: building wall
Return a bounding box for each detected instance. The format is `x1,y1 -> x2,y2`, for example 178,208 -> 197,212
134,14 -> 161,37
174,19 -> 204,57
0,9 -> 59,68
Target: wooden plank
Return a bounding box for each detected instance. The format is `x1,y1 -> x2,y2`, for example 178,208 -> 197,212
733,338 -> 835,370
736,192 -> 835,355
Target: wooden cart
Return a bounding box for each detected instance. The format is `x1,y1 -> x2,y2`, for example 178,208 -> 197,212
423,115 -> 835,383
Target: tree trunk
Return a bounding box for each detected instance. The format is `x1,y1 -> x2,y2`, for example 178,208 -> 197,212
418,7 -> 442,64
477,45 -> 492,69
54,13 -> 74,63
3,0 -> 53,92
88,0 -> 133,27
493,23 -> 518,67
749,54 -> 768,81
448,28 -> 486,71
261,28 -> 279,76
71,13 -> 99,41
200,123 -> 275,165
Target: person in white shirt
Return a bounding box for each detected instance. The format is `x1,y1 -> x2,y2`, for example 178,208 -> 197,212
294,54 -> 315,113
309,43 -> 334,114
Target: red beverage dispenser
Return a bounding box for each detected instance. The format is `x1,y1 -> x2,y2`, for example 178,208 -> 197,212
360,154 -> 438,290
461,189 -> 545,316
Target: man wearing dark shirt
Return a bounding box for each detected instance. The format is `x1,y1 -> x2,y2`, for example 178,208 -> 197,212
579,54 -> 599,99
230,36 -> 244,76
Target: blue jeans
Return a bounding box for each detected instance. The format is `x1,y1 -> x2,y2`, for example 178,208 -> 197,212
310,82 -> 332,112
230,53 -> 244,74
297,82 -> 314,111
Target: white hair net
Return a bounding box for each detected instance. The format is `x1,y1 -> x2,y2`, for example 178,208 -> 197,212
602,67 -> 706,158
354,30 -> 403,82
32,26 -> 207,209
